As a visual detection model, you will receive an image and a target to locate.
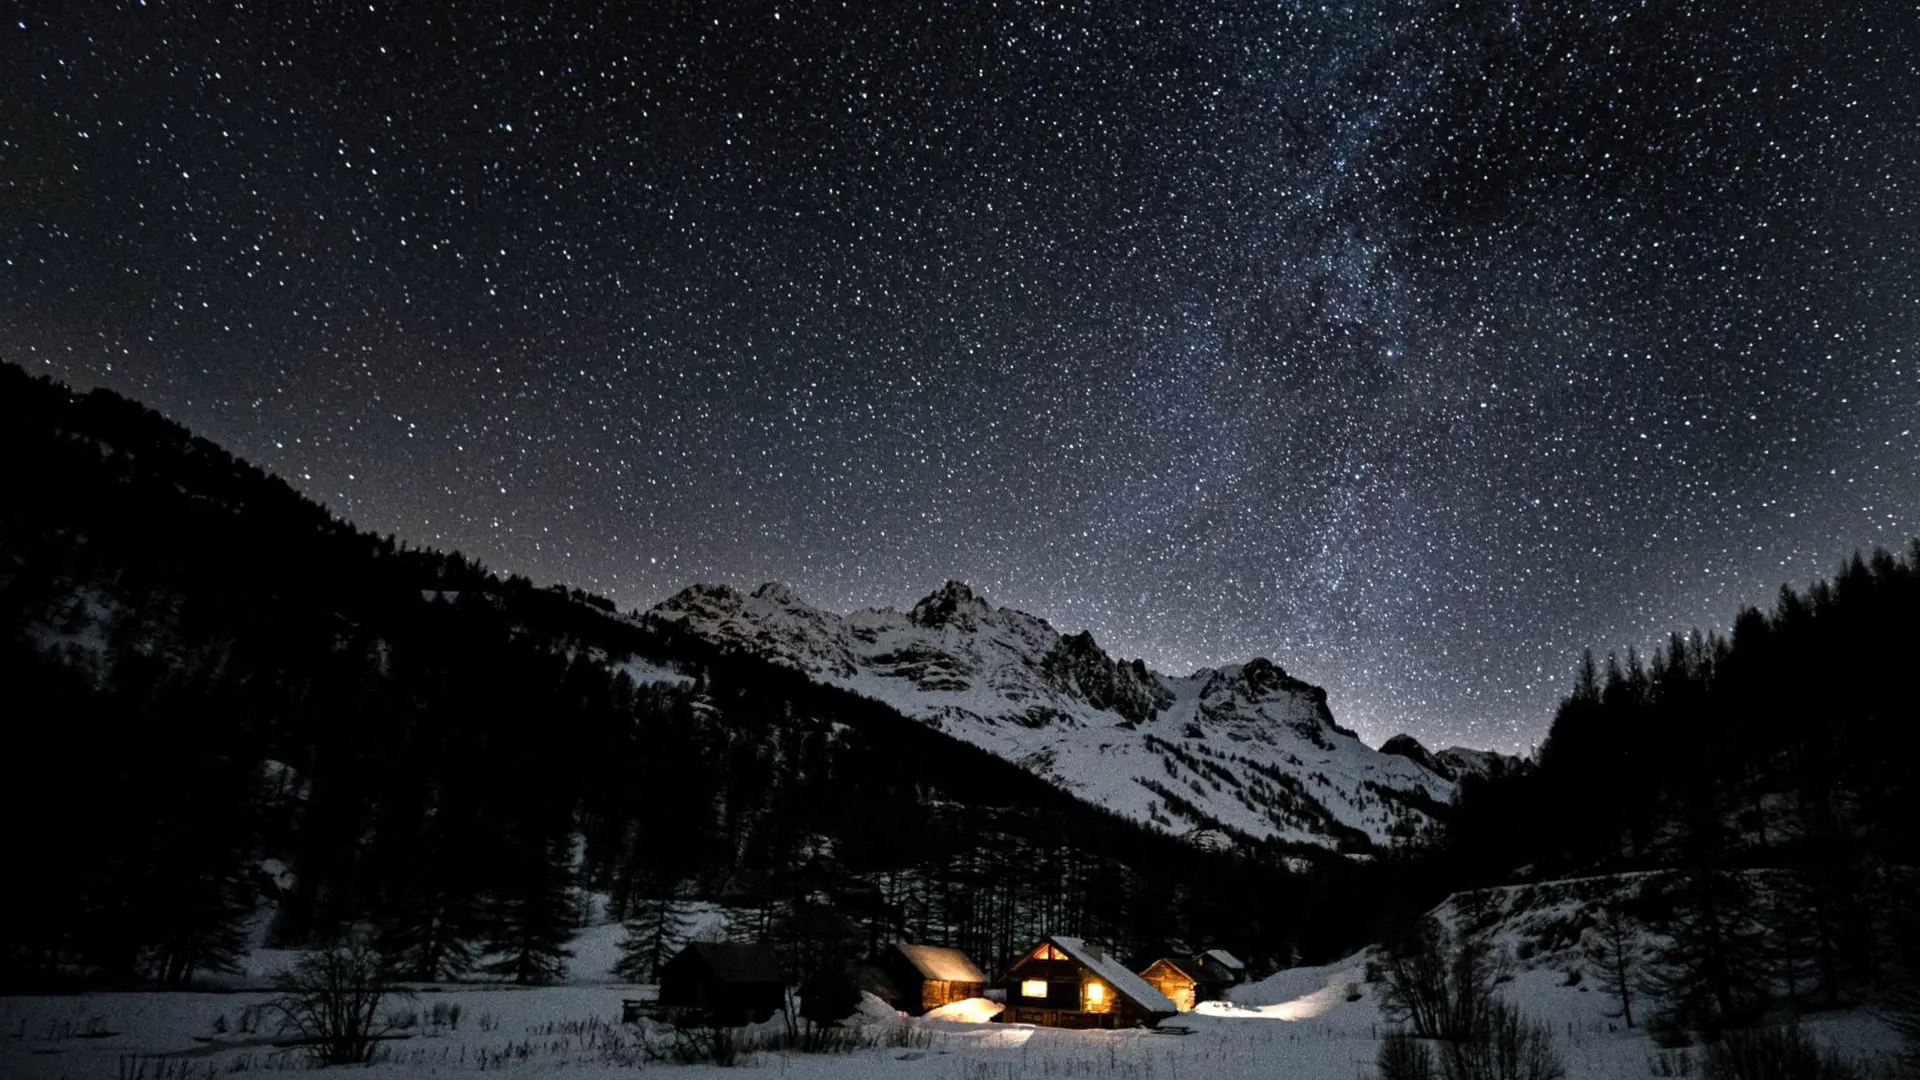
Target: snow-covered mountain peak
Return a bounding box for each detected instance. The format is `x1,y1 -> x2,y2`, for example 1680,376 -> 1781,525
646,582 -> 1457,853
653,580 -> 859,676
908,579 -> 995,629
1199,657 -> 1322,711
749,580 -> 807,606
1040,629 -> 1172,725
1193,658 -> 1346,746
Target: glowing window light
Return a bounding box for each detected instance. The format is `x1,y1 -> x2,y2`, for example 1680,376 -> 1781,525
1021,979 -> 1048,998
1086,983 -> 1106,1005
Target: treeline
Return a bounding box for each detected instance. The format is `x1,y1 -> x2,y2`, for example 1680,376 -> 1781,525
1445,542 -> 1920,1024
0,363 -> 1439,991
0,572 -> 1309,991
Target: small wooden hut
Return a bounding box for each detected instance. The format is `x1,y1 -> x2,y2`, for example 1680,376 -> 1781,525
998,936 -> 1176,1029
1198,945 -> 1244,980
1192,949 -> 1246,988
657,942 -> 784,1025
873,943 -> 988,1014
1139,958 -> 1204,1012
1139,950 -> 1242,1012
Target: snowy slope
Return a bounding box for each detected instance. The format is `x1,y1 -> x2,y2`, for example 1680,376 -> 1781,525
648,581 -> 1454,853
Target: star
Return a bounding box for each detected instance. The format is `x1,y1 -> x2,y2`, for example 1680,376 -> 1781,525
4,1 -> 1914,753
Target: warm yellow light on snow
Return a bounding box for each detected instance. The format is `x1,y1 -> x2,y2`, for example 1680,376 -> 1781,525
923,997 -> 1004,1024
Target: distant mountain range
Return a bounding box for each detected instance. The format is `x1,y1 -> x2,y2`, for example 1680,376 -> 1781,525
0,361 -> 1510,867
647,579 -> 1507,854
1,361 -> 1484,985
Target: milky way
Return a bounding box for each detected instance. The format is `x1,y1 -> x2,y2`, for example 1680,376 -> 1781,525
6,2 -> 1916,750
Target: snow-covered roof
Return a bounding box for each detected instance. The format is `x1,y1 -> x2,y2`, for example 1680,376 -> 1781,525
1203,948 -> 1245,970
1143,957 -> 1200,981
671,941 -> 781,984
1048,936 -> 1177,1015
893,943 -> 986,983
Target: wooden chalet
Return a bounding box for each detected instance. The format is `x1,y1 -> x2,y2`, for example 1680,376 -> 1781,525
657,942 -> 784,1025
872,943 -> 988,1014
1139,950 -> 1241,1012
1139,958 -> 1205,1012
998,936 -> 1176,1029
1193,948 -> 1246,987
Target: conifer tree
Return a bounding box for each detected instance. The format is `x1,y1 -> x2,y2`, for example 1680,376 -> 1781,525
1583,901 -> 1638,1029
614,879 -> 693,983
140,828 -> 256,987
1766,777 -> 1878,1009
724,892 -> 778,946
478,828 -> 580,985
1641,868 -> 1769,1033
139,831 -> 257,986
379,890 -> 479,984
120,672 -> 261,986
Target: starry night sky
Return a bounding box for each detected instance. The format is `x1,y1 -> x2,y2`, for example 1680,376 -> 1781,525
6,2 -> 1917,751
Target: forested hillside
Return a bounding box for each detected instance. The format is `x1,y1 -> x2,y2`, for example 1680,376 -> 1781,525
0,365 -> 1436,992
1444,544 -> 1920,1027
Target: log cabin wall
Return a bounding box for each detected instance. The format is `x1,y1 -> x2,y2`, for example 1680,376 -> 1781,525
922,978 -> 985,1011
998,938 -> 1174,1030
1140,959 -> 1198,1012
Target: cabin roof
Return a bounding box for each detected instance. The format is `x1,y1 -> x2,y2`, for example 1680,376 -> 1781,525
1202,948 -> 1245,970
892,943 -> 986,983
670,941 -> 781,984
1045,936 -> 1177,1015
1190,950 -> 1243,985
1144,957 -> 1200,980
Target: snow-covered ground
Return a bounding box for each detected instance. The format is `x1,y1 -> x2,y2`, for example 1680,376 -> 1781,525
4,951 -> 1902,1079
189,893 -> 730,992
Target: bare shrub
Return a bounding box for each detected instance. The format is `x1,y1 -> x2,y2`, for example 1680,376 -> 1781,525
270,936 -> 412,1066
1379,916 -> 1500,1044
1378,1032 -> 1436,1080
881,1020 -> 934,1049
1699,1026 -> 1862,1080
1375,917 -> 1564,1080
655,1007 -> 747,1066
1442,998 -> 1564,1080
1648,1048 -> 1696,1077
787,1021 -> 870,1054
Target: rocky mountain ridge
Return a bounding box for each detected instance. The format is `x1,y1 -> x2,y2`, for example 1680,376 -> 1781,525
1379,733 -> 1511,783
649,579 -> 1458,854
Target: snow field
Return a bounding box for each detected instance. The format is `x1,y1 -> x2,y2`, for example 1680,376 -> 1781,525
3,952 -> 1902,1079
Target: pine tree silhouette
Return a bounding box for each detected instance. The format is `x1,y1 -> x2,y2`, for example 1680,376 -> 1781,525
478,827 -> 579,985
613,881 -> 693,984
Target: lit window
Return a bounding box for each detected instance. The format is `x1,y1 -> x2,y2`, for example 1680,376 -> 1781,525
1021,979 -> 1048,998
1085,983 -> 1106,1005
